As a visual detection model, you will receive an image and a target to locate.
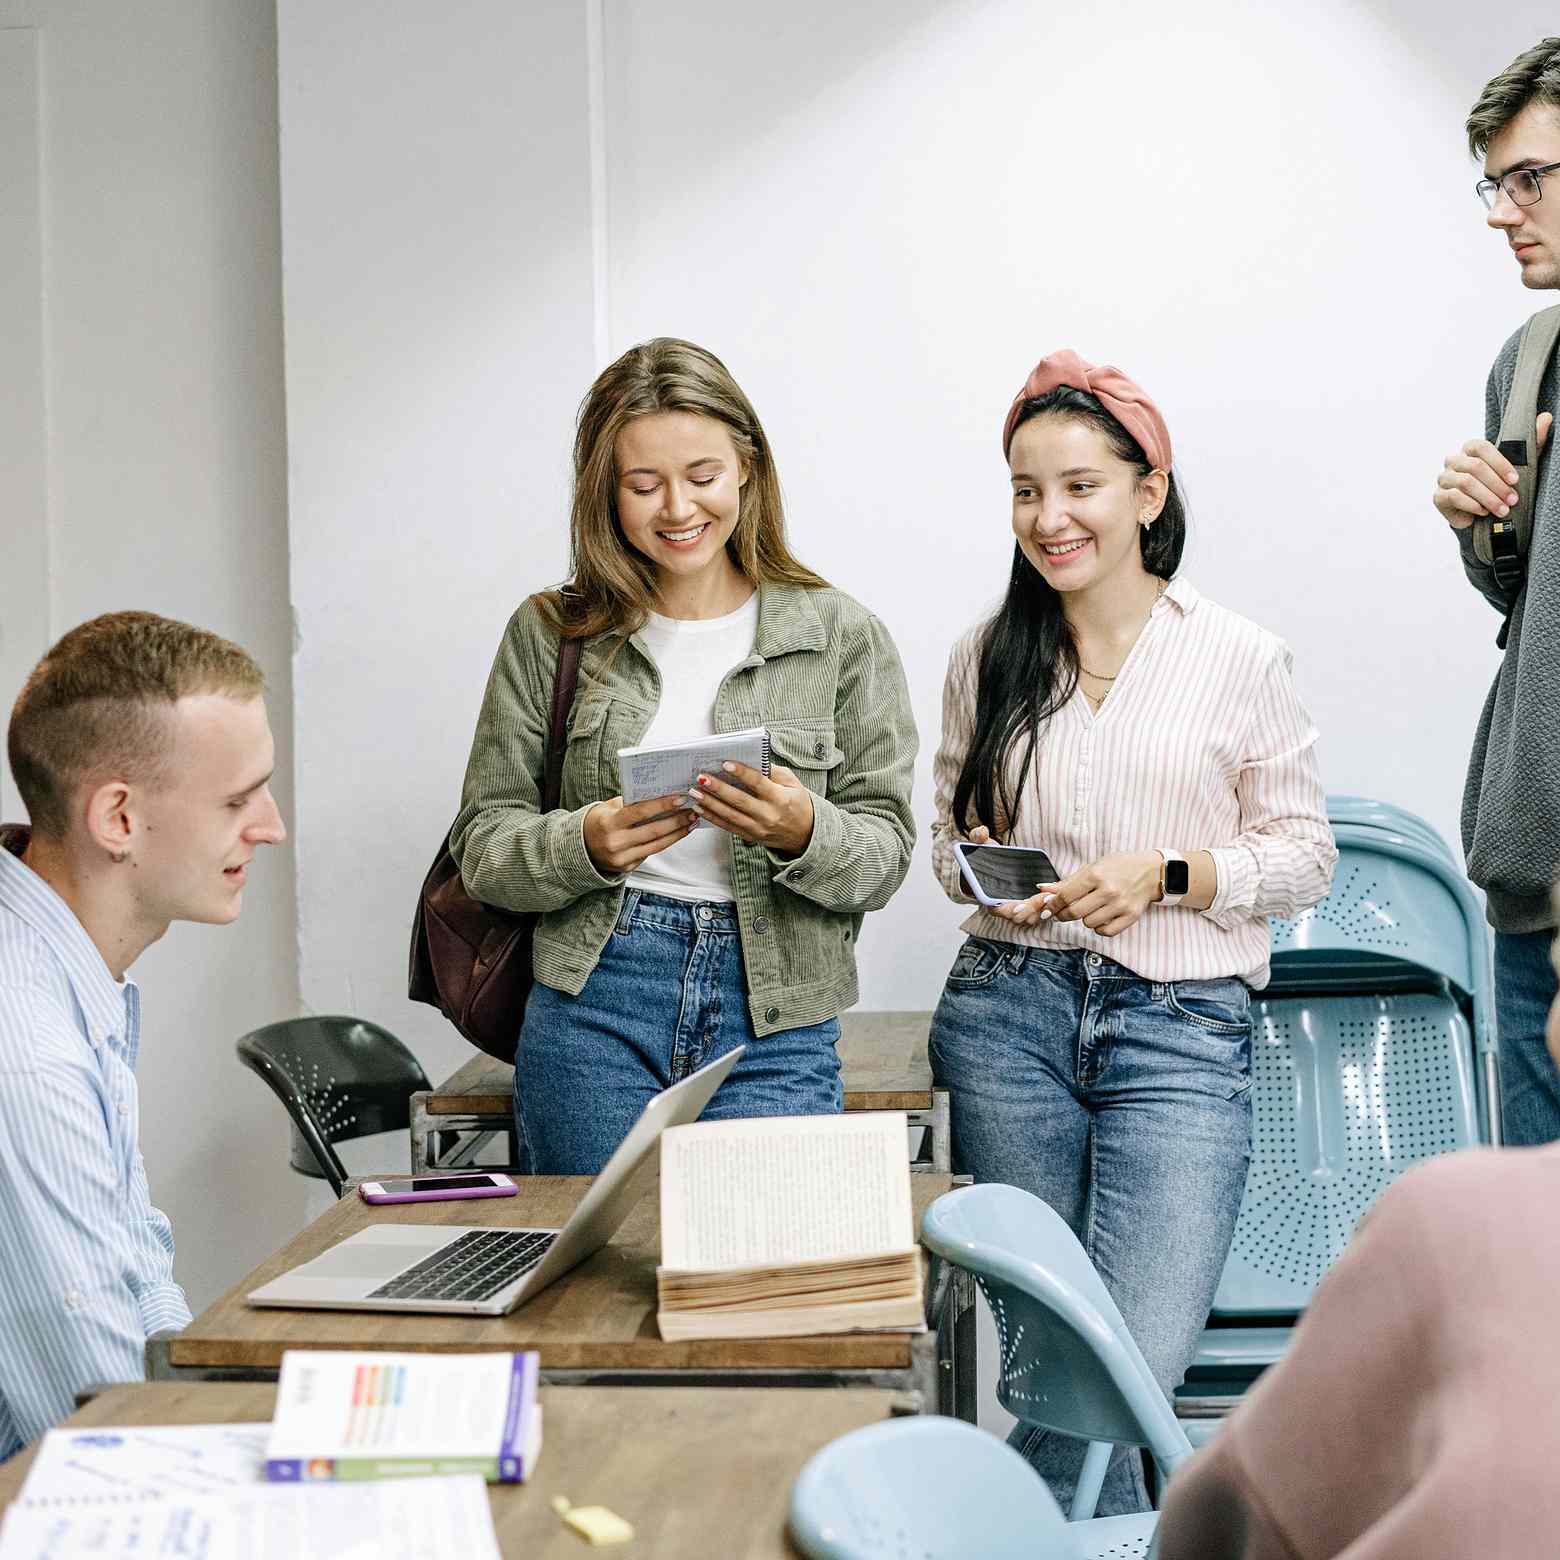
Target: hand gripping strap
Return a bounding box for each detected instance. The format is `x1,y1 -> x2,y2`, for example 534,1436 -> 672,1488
1474,303 -> 1560,597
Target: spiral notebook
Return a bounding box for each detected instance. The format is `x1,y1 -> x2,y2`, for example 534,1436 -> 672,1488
617,726 -> 770,813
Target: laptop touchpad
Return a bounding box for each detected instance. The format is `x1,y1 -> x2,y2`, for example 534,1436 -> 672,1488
303,1243 -> 416,1280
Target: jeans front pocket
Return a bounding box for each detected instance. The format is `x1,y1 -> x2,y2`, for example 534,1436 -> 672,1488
945,936 -> 1017,990
1166,977 -> 1252,1035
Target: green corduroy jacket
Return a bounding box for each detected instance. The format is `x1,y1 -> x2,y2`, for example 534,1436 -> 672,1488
451,583 -> 918,1037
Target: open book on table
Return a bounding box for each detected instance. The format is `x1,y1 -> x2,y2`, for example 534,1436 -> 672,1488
656,1111 -> 925,1341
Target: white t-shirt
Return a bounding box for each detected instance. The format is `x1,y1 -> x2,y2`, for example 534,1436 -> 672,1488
625,592 -> 760,904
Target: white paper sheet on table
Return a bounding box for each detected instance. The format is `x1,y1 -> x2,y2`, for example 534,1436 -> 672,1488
17,1423 -> 270,1505
0,1472 -> 501,1560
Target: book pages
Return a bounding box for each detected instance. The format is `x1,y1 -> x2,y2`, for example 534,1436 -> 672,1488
659,1112 -> 913,1270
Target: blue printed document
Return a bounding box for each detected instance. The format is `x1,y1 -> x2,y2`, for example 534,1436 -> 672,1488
16,1423 -> 268,1505
0,1473 -> 499,1560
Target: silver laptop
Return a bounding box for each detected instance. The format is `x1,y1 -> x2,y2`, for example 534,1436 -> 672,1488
247,1046 -> 743,1317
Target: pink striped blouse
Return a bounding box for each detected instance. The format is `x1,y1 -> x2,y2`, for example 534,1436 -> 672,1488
930,578 -> 1336,988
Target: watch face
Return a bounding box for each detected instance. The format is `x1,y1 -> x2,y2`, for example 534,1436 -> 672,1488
1165,858 -> 1190,896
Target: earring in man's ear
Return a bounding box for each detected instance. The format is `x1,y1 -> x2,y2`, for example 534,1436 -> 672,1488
1140,514 -> 1155,530
111,849 -> 130,864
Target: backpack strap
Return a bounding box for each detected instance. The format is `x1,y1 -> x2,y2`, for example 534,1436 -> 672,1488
1474,303 -> 1560,607
541,635 -> 583,812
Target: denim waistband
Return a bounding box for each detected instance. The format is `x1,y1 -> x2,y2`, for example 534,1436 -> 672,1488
973,938 -> 1246,989
617,887 -> 739,936
977,941 -> 1137,981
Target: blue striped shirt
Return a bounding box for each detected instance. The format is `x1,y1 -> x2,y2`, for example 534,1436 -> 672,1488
0,835 -> 191,1460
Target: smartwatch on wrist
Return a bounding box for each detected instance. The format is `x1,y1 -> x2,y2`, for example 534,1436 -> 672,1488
1156,849 -> 1190,906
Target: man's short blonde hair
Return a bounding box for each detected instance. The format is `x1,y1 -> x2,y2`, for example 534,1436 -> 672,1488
7,611 -> 265,841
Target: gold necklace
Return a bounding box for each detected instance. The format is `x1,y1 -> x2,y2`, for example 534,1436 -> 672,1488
1077,579 -> 1166,685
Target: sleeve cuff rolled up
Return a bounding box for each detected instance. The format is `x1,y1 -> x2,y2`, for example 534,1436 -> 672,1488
1203,844 -> 1256,924
554,804 -> 626,896
766,792 -> 845,895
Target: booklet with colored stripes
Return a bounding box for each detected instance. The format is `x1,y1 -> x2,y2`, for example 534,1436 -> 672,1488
264,1350 -> 541,1484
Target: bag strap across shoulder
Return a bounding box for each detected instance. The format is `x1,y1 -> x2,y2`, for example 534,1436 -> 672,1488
1475,303 -> 1560,637
542,635 -> 584,811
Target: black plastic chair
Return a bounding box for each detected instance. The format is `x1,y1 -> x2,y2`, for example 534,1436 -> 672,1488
235,1016 -> 431,1198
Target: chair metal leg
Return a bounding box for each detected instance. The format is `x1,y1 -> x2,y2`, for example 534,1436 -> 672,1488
1069,1439 -> 1113,1521
929,1087 -> 951,1173
408,1092 -> 433,1172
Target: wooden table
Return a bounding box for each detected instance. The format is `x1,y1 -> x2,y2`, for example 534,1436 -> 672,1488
0,1382 -> 906,1558
410,1010 -> 949,1174
148,1174 -> 976,1421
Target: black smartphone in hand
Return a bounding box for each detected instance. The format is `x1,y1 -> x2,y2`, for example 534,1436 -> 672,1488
953,841 -> 1060,906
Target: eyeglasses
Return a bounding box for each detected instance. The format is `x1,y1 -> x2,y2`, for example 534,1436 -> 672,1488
1476,161 -> 1560,209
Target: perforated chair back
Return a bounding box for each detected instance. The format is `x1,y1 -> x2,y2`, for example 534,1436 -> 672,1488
788,1415 -> 1082,1559
921,1185 -> 1193,1476
1213,991 -> 1480,1314
1270,823 -> 1491,1014
235,1016 -> 430,1198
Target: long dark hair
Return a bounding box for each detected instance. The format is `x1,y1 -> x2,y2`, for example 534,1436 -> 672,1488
950,386 -> 1187,837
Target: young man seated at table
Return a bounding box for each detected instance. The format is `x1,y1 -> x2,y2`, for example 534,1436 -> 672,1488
1155,899 -> 1560,1557
0,612 -> 286,1460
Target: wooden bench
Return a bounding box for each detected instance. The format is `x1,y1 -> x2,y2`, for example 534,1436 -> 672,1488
409,1010 -> 948,1174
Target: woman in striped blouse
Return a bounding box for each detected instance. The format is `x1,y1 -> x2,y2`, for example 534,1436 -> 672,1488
929,350 -> 1336,1517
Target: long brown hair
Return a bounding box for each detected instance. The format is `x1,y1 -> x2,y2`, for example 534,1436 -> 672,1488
536,338 -> 827,639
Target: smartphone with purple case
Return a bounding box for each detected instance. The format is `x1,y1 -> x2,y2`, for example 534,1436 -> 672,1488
358,1173 -> 518,1205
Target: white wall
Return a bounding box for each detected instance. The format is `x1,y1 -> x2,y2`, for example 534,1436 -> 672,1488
282,0 -> 1556,1045
0,0 -> 303,1309
276,0 -> 599,1084
0,29 -> 48,813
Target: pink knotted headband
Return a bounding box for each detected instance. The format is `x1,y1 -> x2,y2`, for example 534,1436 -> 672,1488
1001,349 -> 1173,472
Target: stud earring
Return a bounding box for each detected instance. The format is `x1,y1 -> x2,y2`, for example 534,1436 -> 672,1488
111,849 -> 130,864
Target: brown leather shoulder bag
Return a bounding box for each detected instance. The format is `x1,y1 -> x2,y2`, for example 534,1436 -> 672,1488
408,635 -> 583,1060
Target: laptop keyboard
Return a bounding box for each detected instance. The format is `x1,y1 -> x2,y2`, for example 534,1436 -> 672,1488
367,1228 -> 558,1304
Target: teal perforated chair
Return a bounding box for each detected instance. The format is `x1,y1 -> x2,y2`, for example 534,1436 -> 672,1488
1323,795 -> 1457,862
789,1416 -> 1082,1559
920,1184 -> 1192,1556
1182,808 -> 1496,1443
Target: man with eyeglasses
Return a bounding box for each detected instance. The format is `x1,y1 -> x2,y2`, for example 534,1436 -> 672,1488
1433,37 -> 1560,1148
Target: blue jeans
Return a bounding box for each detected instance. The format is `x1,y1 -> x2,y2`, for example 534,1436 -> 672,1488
1495,929 -> 1560,1146
929,940 -> 1252,1517
514,889 -> 843,1173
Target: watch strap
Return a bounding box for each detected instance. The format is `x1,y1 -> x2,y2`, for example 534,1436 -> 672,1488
1156,849 -> 1189,906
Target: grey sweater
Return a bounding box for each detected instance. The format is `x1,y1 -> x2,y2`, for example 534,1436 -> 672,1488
1457,323 -> 1560,932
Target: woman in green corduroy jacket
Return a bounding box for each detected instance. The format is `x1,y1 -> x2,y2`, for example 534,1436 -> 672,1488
452,338 -> 918,1173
